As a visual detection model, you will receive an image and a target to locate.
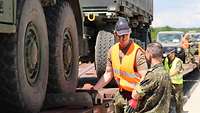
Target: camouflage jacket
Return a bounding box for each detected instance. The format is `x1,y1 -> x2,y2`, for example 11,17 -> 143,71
136,63 -> 172,113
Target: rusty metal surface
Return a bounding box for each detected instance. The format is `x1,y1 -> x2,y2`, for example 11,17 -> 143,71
41,107 -> 93,113
79,63 -> 96,77
42,62 -> 198,113
92,101 -> 115,113
42,63 -> 116,113
42,100 -> 115,113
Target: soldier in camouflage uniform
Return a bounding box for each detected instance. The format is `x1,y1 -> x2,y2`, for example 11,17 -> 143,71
125,42 -> 172,113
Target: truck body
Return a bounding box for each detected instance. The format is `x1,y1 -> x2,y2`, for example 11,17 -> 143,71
79,0 -> 153,77
80,0 -> 153,23
0,0 -> 153,113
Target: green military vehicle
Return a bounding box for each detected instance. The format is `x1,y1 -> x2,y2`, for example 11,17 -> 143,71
79,0 -> 153,78
0,0 -> 154,112
0,0 -> 83,113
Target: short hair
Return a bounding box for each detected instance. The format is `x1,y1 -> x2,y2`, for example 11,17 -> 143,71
146,42 -> 163,59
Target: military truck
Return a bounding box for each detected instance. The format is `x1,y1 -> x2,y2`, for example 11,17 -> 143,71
157,31 -> 186,62
79,0 -> 153,78
0,0 -> 83,113
0,0 -> 153,112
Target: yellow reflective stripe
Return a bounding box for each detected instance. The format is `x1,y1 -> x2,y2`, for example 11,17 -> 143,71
113,69 -> 138,78
120,79 -> 136,91
113,68 -> 140,83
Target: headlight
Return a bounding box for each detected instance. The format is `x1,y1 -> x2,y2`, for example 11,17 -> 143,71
163,53 -> 167,57
177,47 -> 181,52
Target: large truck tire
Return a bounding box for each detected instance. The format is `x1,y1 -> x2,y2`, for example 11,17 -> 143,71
95,30 -> 115,78
45,1 -> 79,94
0,0 -> 49,113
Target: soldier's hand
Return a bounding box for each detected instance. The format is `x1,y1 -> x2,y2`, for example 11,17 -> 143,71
124,105 -> 136,113
124,99 -> 138,113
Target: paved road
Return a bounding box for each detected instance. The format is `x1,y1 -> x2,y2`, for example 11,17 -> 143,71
183,68 -> 200,97
183,68 -> 200,113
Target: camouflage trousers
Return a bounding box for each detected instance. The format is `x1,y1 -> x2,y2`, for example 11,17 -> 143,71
113,90 -> 132,113
172,84 -> 183,113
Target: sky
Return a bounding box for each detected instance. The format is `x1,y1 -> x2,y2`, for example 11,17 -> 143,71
152,0 -> 200,28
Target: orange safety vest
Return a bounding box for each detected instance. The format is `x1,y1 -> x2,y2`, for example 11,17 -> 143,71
111,42 -> 142,92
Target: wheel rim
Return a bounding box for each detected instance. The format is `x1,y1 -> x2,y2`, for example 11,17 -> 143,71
63,28 -> 73,80
24,22 -> 40,86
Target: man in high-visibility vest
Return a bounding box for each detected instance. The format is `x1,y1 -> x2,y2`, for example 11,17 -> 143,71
91,17 -> 148,113
164,47 -> 184,113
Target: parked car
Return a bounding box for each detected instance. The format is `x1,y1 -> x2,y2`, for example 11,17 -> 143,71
156,31 -> 185,62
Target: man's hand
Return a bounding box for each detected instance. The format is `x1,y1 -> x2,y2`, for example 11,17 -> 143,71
129,99 -> 138,109
132,90 -> 140,99
82,83 -> 94,90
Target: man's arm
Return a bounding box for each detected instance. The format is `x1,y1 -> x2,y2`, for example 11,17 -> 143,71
93,49 -> 114,90
136,48 -> 148,78
131,48 -> 149,99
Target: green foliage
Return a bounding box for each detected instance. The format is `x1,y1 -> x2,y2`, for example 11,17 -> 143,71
150,26 -> 200,41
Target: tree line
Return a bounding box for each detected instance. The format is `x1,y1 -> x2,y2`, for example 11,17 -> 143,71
150,26 -> 200,41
